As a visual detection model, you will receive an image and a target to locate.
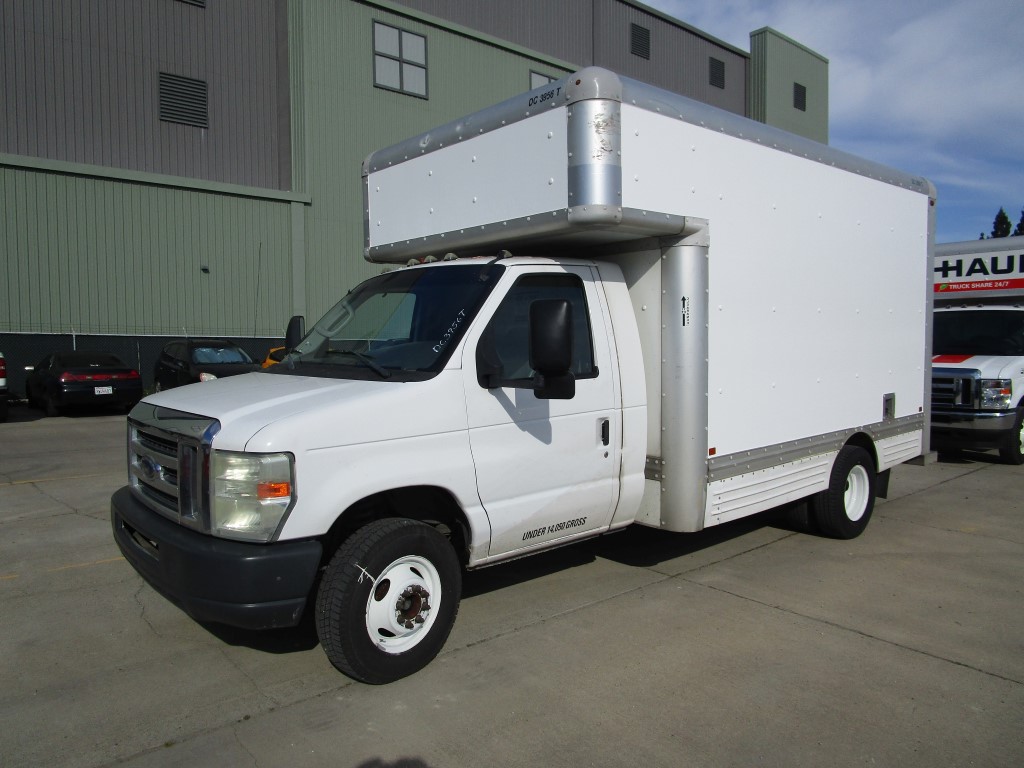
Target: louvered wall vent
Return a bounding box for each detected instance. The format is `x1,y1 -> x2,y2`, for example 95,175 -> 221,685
709,57 -> 725,89
794,82 -> 807,111
159,72 -> 209,128
630,24 -> 650,59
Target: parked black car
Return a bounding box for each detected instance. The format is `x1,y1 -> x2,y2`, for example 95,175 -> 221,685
153,339 -> 259,391
25,351 -> 143,416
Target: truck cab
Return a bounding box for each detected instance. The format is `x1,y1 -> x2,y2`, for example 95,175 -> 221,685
931,237 -> 1024,463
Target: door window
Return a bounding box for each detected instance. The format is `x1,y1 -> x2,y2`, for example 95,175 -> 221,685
476,273 -> 596,388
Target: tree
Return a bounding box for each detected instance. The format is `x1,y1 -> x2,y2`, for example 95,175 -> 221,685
1014,208 -> 1024,237
991,207 -> 1012,239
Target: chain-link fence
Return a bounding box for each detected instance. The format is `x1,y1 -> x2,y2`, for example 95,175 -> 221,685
0,333 -> 280,399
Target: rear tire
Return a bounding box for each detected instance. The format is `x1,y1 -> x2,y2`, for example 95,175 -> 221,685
316,518 -> 461,684
997,409 -> 1024,465
809,445 -> 876,539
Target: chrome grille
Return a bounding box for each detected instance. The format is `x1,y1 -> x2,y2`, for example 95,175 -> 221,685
931,367 -> 980,411
127,403 -> 219,531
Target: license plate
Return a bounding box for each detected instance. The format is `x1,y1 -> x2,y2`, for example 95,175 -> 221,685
94,386 -> 113,395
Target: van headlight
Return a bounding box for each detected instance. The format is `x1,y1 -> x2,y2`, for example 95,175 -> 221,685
980,379 -> 1012,410
211,451 -> 295,541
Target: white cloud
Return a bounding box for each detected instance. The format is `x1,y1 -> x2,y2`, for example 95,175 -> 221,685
645,0 -> 1024,241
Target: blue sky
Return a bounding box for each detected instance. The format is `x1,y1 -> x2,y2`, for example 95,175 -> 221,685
643,0 -> 1024,244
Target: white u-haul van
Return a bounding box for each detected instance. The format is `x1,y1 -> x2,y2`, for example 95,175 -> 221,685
932,236 -> 1024,463
112,68 -> 934,683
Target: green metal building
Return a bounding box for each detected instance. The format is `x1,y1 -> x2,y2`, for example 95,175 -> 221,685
0,0 -> 828,394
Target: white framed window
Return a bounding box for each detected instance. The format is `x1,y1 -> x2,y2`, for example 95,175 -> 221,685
373,21 -> 428,98
530,71 -> 557,89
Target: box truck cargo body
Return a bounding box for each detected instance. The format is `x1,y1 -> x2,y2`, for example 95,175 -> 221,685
112,68 -> 934,683
932,236 -> 1024,462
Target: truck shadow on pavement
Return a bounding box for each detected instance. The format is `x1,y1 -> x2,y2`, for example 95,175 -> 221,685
935,449 -> 1005,465
198,509 -> 789,655
463,509 -> 785,596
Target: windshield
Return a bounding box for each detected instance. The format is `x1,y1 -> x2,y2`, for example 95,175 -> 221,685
192,345 -> 253,364
274,263 -> 505,381
934,310 -> 1024,356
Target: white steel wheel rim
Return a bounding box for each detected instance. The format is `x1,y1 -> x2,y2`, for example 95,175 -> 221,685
1017,421 -> 1024,453
364,554 -> 442,655
843,465 -> 871,522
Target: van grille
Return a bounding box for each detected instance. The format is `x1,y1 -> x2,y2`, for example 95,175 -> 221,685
127,405 -> 219,531
931,368 -> 980,411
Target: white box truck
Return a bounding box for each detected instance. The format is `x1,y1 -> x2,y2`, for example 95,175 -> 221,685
112,68 -> 934,683
932,236 -> 1024,462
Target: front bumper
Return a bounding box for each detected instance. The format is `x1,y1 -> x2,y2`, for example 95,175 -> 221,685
111,486 -> 322,629
930,409 -> 1017,451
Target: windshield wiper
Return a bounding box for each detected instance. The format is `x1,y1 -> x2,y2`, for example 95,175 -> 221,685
336,350 -> 392,379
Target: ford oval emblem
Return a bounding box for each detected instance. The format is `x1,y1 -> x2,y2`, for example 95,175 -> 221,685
138,456 -> 161,481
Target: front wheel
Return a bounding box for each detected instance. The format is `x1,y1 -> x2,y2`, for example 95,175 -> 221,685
809,445 -> 876,539
997,409 -> 1024,465
316,518 -> 461,684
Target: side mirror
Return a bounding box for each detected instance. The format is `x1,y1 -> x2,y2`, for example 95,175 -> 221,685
285,315 -> 305,351
530,299 -> 575,400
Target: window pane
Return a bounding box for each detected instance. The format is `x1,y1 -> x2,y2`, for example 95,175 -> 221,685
531,72 -> 554,89
479,274 -> 595,385
374,23 -> 400,56
375,55 -> 401,89
403,63 -> 427,96
402,31 -> 426,65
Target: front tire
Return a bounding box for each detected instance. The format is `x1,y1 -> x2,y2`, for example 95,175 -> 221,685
997,409 -> 1024,465
809,445 -> 876,539
316,518 -> 461,684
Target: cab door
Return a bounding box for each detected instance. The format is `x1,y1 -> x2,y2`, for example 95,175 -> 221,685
462,265 -> 621,558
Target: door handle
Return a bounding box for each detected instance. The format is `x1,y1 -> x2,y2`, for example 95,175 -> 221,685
601,418 -> 610,446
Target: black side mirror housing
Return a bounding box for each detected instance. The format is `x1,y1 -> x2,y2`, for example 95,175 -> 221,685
529,299 -> 575,400
285,315 -> 306,351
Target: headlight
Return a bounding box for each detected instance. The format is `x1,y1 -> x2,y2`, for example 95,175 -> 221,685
980,379 -> 1012,410
211,451 -> 294,541
199,372 -> 218,382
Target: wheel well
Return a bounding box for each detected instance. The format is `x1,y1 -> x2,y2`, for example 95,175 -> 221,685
844,432 -> 878,471
320,486 -> 471,568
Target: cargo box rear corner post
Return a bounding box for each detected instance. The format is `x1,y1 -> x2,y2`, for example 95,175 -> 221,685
112,67 -> 935,684
931,236 -> 1024,463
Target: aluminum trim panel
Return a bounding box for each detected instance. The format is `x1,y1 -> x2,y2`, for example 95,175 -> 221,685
704,414 -> 925,482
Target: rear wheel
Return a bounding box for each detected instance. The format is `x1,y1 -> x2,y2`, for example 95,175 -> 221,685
997,409 -> 1024,465
316,518 -> 461,684
809,445 -> 876,539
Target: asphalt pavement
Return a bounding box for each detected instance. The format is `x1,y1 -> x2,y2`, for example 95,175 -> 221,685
1,402 -> 1021,768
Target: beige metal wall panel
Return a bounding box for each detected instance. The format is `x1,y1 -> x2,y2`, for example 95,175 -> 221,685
749,28 -> 828,143
0,165 -> 293,337
0,0 -> 291,189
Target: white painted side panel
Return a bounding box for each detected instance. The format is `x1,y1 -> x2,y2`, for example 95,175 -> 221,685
460,265 -> 621,560
876,431 -> 923,470
366,110 -> 568,250
706,453 -> 833,526
619,104 -> 930,457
